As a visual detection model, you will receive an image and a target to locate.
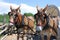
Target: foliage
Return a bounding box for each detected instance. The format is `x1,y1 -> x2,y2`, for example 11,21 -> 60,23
24,13 -> 34,17
5,14 -> 9,23
0,14 -> 9,23
0,15 -> 4,22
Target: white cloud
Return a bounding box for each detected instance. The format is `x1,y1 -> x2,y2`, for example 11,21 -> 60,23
20,4 -> 37,14
0,1 -> 60,15
0,1 -> 37,15
58,7 -> 60,12
0,2 -> 19,14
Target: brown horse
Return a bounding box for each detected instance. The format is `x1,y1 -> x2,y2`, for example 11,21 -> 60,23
8,6 -> 35,40
34,5 -> 58,40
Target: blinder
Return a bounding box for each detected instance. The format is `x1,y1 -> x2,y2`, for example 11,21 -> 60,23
38,13 -> 49,23
8,12 -> 13,16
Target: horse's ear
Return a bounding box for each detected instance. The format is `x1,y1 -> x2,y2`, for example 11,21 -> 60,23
36,5 -> 40,13
43,4 -> 48,12
16,6 -> 20,10
36,5 -> 38,11
16,6 -> 21,12
36,5 -> 40,11
10,5 -> 12,10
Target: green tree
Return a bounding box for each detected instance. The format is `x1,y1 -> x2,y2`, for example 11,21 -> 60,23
0,14 -> 9,23
0,15 -> 4,22
24,13 -> 34,17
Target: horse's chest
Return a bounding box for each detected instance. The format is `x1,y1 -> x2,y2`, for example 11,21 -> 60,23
49,19 -> 54,27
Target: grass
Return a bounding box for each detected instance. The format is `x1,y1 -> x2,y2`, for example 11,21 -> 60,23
0,34 -> 4,39
0,30 -> 3,38
0,30 -> 2,32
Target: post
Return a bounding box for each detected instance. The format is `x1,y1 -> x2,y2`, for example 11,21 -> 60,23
3,13 -> 6,25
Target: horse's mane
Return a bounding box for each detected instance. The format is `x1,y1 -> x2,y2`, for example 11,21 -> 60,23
14,12 -> 22,28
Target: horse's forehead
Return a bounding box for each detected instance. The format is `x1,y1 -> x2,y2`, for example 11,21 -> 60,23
39,14 -> 45,17
11,9 -> 16,11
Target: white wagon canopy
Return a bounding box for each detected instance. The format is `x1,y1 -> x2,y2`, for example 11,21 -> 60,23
46,5 -> 60,17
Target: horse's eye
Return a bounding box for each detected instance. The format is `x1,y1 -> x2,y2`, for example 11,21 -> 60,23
15,14 -> 18,17
44,17 -> 46,19
11,13 -> 13,15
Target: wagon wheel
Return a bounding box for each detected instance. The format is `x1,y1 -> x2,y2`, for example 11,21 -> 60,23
46,5 -> 59,17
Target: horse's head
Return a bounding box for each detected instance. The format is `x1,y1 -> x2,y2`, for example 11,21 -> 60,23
34,5 -> 49,27
8,6 -> 22,28
8,6 -> 21,17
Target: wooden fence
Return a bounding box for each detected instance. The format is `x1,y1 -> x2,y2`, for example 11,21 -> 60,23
0,24 -> 8,40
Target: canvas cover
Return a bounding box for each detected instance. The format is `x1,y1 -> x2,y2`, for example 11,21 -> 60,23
46,5 -> 59,17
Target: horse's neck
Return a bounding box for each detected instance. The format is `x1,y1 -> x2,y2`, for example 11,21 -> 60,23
49,18 -> 54,27
49,17 -> 58,28
16,13 -> 22,23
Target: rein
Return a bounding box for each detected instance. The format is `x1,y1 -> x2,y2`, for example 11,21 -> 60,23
48,17 -> 57,35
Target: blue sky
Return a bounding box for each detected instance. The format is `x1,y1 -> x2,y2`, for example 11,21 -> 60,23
0,0 -> 60,14
3,0 -> 60,7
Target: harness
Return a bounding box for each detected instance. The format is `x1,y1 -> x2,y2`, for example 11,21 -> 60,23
14,14 -> 28,27
42,15 -> 50,30
21,15 -> 25,25
49,17 -> 58,35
